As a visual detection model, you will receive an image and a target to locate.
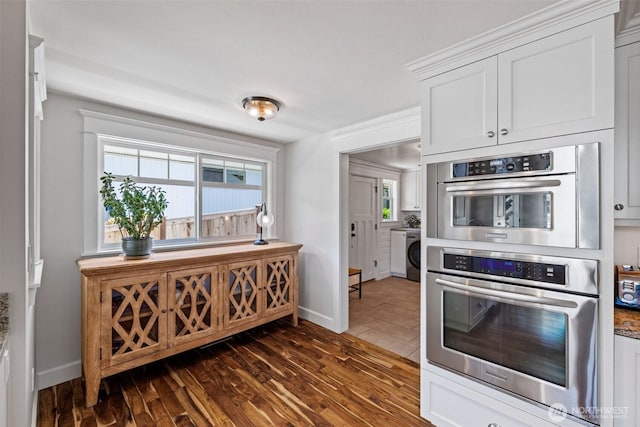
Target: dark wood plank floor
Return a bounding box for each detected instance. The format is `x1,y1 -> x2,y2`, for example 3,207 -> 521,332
37,319 -> 432,427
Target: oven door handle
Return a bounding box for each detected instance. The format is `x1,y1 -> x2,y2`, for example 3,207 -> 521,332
435,278 -> 578,309
445,179 -> 561,192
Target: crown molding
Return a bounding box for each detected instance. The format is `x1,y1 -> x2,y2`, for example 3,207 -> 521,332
332,107 -> 420,140
406,0 -> 619,81
616,0 -> 640,47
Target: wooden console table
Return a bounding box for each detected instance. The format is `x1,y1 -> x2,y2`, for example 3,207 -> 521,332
77,242 -> 302,407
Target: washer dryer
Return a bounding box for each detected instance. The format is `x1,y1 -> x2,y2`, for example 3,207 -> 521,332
406,229 -> 420,282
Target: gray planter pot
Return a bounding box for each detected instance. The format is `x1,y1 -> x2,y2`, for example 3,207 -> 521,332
122,237 -> 153,258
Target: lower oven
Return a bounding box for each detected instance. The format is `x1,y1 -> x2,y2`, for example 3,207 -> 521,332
426,246 -> 599,425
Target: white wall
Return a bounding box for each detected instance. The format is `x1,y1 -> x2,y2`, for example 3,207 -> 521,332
36,92 -> 286,388
0,1 -> 33,426
285,108 -> 420,332
614,226 -> 640,265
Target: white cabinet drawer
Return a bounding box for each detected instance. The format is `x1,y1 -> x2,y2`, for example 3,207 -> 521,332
423,370 -> 561,427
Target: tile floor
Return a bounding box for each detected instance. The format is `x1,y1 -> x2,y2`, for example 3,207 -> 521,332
346,276 -> 421,363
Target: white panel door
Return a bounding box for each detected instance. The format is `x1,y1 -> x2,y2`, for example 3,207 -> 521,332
349,175 -> 377,282
614,41 -> 640,220
421,56 -> 498,155
497,17 -> 613,145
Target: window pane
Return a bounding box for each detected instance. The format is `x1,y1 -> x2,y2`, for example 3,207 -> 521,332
104,145 -> 137,176
201,187 -> 262,238
160,184 -> 195,240
202,158 -> 224,183
382,179 -> 397,221
226,168 -> 246,184
140,150 -> 168,179
103,182 -> 195,243
169,154 -> 195,181
246,168 -> 263,186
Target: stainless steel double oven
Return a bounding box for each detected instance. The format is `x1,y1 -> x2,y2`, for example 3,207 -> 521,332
425,143 -> 601,425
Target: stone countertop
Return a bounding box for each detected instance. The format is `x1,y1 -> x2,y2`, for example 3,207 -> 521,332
614,306 -> 640,339
0,293 -> 7,353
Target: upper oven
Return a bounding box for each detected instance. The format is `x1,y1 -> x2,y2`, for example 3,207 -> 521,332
426,143 -> 600,249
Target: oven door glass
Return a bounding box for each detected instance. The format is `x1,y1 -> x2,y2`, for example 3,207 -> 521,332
443,291 -> 566,386
437,174 -> 580,247
451,192 -> 551,229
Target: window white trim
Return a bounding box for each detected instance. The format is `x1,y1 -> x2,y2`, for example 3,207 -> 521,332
81,109 -> 280,256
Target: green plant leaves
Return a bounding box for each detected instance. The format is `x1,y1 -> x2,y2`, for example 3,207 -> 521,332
100,172 -> 168,239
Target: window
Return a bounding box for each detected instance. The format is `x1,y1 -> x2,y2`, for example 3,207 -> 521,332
382,179 -> 397,221
100,138 -> 266,250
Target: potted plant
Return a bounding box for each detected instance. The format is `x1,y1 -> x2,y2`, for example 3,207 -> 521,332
100,172 -> 168,258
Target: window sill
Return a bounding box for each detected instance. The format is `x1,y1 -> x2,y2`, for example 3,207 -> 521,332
80,236 -> 279,259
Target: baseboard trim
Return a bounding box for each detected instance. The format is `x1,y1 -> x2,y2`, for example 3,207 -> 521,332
376,271 -> 392,280
298,306 -> 337,332
37,360 -> 82,390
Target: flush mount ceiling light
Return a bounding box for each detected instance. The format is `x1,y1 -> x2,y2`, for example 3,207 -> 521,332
242,96 -> 280,121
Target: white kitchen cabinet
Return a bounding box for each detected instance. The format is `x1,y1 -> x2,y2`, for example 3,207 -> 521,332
401,170 -> 421,211
614,334 -> 640,426
614,41 -> 640,221
420,57 -> 497,154
390,230 -> 406,278
422,369 -> 562,427
0,344 -> 9,427
421,17 -> 613,155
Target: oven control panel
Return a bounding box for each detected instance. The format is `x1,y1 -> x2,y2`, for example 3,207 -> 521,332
452,152 -> 551,177
443,253 -> 565,285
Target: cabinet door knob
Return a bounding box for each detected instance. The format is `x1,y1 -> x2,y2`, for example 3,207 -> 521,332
161,309 -> 167,314
487,131 -> 495,138
615,203 -> 624,211
499,128 -> 509,136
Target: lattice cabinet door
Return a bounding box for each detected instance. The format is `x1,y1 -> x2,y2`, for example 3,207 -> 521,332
263,255 -> 294,318
222,260 -> 262,329
167,267 -> 219,347
101,273 -> 167,368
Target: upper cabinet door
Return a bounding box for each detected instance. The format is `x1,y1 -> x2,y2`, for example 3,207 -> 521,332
421,56 -> 498,155
401,170 -> 420,211
614,41 -> 640,221
497,18 -> 614,145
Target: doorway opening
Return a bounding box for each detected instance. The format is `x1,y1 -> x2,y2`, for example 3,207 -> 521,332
343,140 -> 421,362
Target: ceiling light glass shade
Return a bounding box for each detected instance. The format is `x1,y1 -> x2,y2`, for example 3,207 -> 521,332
242,96 -> 280,121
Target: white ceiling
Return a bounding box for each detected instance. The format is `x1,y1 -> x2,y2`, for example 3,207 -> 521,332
28,0 -> 556,144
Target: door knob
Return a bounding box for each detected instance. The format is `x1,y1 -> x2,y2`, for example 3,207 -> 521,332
500,128 -> 509,136
615,203 -> 624,211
